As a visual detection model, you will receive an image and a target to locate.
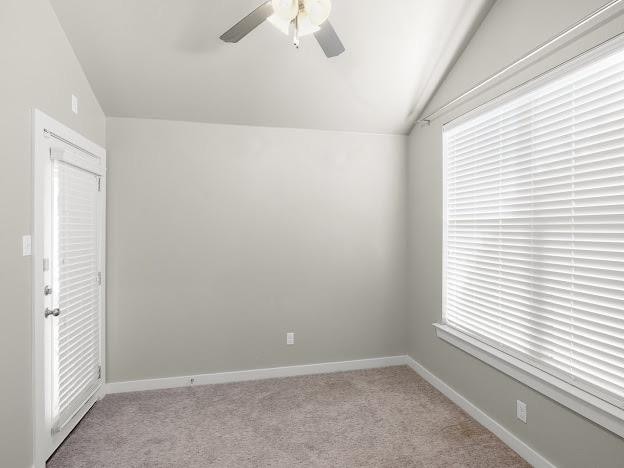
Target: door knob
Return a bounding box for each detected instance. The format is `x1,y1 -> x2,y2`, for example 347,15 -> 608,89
45,308 -> 61,318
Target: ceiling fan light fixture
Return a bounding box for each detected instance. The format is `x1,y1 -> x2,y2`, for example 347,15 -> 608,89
268,0 -> 328,39
219,0 -> 344,58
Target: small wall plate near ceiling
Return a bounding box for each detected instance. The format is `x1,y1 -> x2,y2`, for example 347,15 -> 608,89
220,0 -> 345,58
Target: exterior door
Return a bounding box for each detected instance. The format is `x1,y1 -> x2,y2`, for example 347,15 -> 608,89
33,110 -> 106,466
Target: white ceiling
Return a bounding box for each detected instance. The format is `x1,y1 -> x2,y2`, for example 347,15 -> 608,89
50,0 -> 492,134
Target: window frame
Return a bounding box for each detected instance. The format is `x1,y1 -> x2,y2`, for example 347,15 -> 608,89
437,34 -> 624,438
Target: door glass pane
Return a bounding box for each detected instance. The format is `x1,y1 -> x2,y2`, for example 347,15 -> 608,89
50,161 -> 101,431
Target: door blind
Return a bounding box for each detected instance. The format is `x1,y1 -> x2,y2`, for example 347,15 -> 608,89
444,40 -> 624,407
51,160 -> 101,431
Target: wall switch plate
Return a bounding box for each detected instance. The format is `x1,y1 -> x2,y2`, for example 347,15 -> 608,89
22,235 -> 31,256
516,400 -> 527,423
286,332 -> 294,345
72,94 -> 78,114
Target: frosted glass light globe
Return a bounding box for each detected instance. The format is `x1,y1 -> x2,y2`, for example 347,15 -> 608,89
304,0 -> 331,26
296,11 -> 321,36
271,0 -> 298,21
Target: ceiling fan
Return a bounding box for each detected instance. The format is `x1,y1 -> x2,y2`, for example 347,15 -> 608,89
220,0 -> 345,58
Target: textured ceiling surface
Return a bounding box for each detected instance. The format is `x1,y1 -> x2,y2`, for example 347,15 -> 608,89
51,0 -> 492,134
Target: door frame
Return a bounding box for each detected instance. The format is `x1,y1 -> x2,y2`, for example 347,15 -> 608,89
32,109 -> 107,467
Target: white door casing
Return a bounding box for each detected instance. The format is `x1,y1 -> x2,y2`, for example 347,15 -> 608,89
32,110 -> 106,467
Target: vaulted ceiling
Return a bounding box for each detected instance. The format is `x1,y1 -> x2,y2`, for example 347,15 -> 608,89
50,0 -> 493,134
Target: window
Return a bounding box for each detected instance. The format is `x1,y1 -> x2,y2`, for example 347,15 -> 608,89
441,36 -> 624,429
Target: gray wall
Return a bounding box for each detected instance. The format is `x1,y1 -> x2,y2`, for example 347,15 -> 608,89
407,1 -> 624,467
0,1 -> 106,466
106,118 -> 407,382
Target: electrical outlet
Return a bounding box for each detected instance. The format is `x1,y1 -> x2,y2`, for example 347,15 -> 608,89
286,332 -> 294,345
72,94 -> 78,114
516,400 -> 527,423
189,376 -> 195,386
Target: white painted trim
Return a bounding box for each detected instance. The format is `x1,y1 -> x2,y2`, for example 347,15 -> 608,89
107,356 -> 407,394
405,355 -> 555,468
434,323 -> 624,439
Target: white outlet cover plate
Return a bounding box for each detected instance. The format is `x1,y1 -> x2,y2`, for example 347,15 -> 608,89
516,400 -> 527,423
286,332 -> 294,345
22,235 -> 32,256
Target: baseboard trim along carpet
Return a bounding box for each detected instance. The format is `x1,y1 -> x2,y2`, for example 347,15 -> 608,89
105,355 -> 407,394
105,354 -> 553,467
405,356 -> 555,468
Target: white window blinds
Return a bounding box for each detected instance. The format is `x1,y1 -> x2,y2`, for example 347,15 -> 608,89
51,160 -> 101,432
444,39 -> 624,408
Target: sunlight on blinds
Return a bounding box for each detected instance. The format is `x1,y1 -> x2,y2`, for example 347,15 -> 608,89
444,40 -> 624,408
51,161 -> 101,431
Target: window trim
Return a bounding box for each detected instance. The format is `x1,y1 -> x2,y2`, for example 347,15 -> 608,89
434,323 -> 624,438
438,34 -> 624,437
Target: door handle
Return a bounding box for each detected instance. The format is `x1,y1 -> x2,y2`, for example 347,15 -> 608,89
45,308 -> 61,318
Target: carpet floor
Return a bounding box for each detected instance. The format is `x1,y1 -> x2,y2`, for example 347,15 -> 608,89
47,366 -> 529,467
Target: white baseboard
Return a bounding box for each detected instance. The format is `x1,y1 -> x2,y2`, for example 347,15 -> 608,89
106,355 -> 408,394
405,356 -> 555,468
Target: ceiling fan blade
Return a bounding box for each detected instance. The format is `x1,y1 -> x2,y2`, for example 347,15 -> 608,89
220,1 -> 274,43
314,21 -> 345,58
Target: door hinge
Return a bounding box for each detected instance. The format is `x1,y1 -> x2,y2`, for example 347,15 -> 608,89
97,177 -> 102,192
98,365 -> 102,379
97,272 -> 102,285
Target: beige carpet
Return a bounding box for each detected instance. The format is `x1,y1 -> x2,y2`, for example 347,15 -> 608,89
47,366 -> 528,467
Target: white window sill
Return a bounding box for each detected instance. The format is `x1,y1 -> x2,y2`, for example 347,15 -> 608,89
434,323 -> 624,439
